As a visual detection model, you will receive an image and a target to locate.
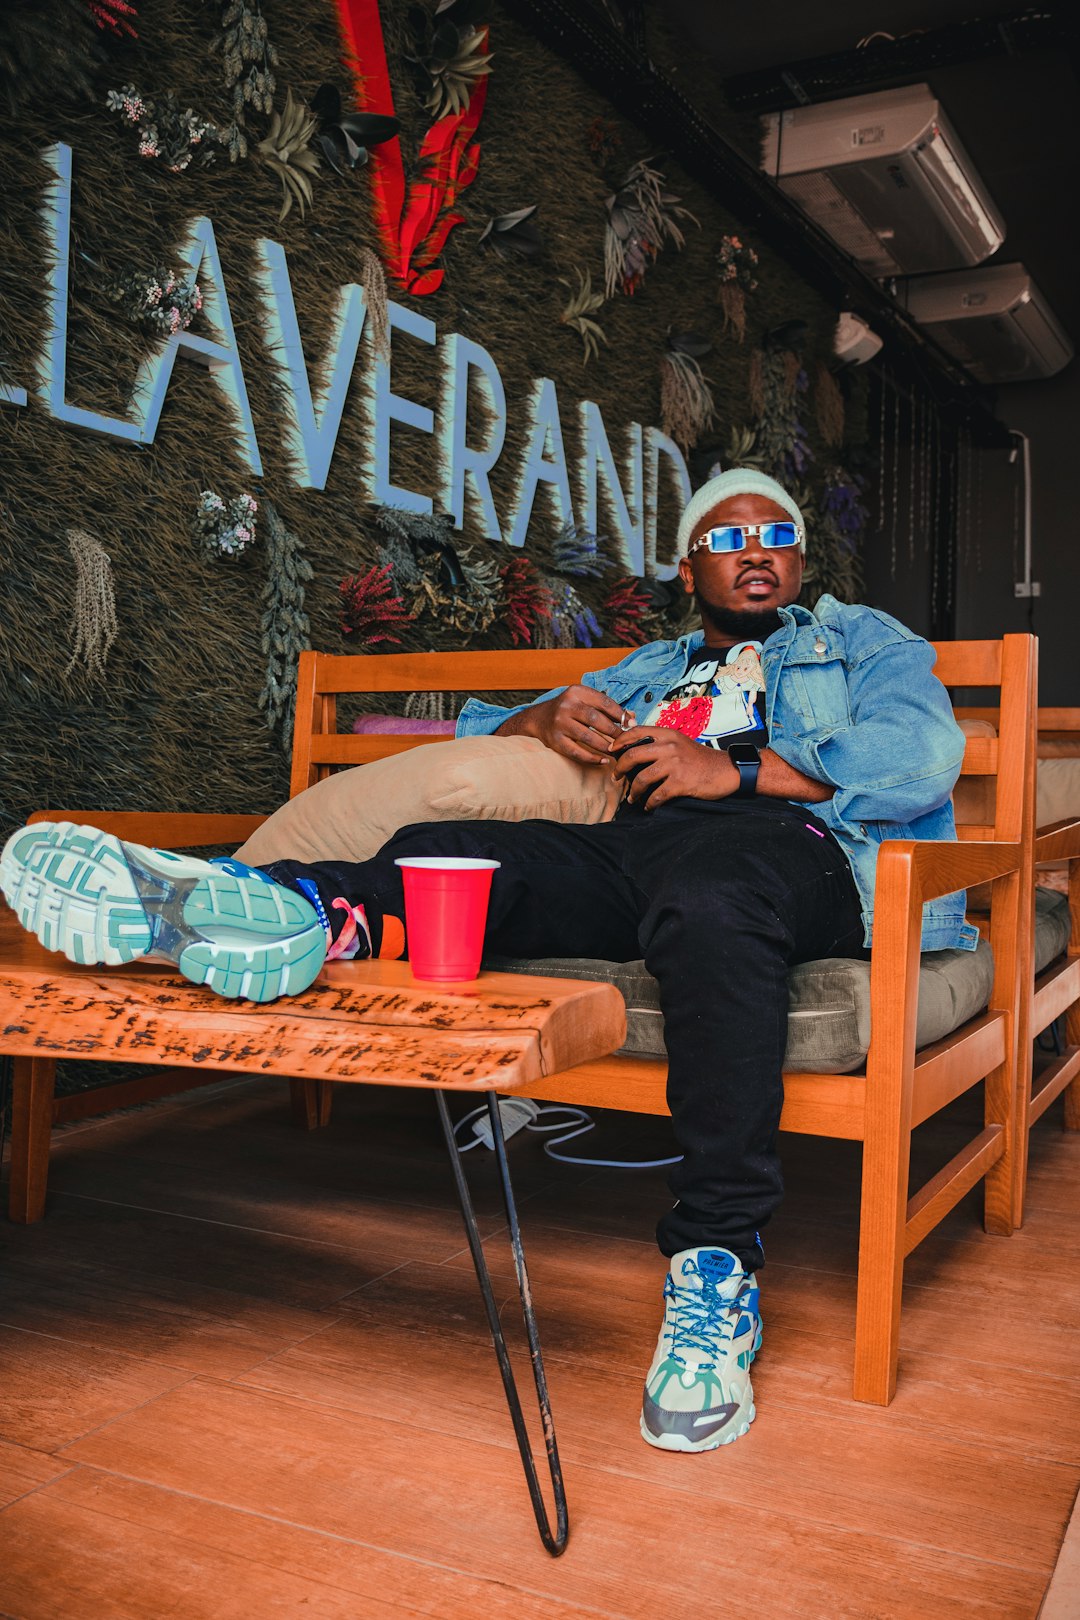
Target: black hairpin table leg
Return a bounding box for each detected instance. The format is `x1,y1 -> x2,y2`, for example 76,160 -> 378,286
434,1088 -> 569,1556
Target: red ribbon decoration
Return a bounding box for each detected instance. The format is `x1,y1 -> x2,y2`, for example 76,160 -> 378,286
331,0 -> 488,294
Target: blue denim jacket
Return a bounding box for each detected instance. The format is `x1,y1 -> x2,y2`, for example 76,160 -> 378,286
457,594 -> 977,952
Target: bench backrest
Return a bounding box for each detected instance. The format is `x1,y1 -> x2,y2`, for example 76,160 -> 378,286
291,639 -> 1037,860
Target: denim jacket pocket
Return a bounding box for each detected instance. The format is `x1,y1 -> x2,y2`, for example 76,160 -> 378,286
776,630 -> 851,730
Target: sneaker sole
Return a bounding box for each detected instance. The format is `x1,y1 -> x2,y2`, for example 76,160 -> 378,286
639,1396 -> 756,1454
0,821 -> 327,1003
639,1326 -> 761,1453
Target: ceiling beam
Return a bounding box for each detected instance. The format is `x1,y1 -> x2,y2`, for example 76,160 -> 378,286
722,6 -> 1074,113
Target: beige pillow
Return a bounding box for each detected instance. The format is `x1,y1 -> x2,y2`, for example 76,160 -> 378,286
235,735 -> 621,866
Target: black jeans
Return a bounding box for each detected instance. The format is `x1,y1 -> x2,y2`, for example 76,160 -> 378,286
264,800 -> 865,1272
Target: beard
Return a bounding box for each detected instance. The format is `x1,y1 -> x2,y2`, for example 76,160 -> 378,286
695,593 -> 786,643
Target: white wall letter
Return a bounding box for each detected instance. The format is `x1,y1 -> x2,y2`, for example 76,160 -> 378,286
508,377 -> 574,548
578,401 -> 644,575
251,238 -> 367,490
368,300 -> 437,514
439,332 -> 506,541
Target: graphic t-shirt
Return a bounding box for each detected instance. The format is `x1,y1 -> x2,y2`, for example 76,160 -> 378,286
641,641 -> 768,750
613,641 -> 771,818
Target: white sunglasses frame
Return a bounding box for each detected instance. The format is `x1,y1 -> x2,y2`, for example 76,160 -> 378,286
686,520 -> 805,558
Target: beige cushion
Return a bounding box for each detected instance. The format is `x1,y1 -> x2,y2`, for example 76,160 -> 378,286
1036,757 -> 1080,828
953,716 -> 997,828
235,736 -> 620,866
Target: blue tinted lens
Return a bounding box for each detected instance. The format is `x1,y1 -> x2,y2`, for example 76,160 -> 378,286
760,522 -> 799,548
706,526 -> 746,552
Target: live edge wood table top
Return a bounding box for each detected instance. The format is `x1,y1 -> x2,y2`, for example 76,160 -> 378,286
0,907 -> 627,1092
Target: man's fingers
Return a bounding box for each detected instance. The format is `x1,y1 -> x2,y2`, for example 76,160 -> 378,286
571,687 -> 627,724
562,718 -> 615,759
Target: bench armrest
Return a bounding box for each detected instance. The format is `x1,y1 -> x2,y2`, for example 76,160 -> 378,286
876,838 -> 1021,908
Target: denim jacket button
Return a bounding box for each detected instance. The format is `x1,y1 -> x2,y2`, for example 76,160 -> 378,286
644,691 -> 653,702
814,637 -> 826,655
859,824 -> 867,836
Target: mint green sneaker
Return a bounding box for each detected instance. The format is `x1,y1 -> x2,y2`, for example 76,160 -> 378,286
0,821 -> 326,1002
640,1247 -> 761,1452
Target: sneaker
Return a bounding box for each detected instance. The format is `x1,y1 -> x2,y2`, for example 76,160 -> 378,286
640,1247 -> 761,1452
0,821 -> 327,1002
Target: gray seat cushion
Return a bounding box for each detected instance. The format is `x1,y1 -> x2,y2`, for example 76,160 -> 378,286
1035,885 -> 1070,973
488,938 -> 995,1074
490,886 -> 1068,1075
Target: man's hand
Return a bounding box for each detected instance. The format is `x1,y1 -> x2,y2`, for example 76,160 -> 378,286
610,726 -> 737,808
496,685 -> 633,765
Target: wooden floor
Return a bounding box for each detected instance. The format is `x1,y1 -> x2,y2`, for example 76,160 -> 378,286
0,1074 -> 1077,1620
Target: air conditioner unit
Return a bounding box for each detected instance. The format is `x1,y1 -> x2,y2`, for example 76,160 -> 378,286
896,264 -> 1074,383
761,85 -> 1004,278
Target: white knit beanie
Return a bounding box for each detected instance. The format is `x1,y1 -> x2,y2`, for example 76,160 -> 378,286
676,467 -> 807,556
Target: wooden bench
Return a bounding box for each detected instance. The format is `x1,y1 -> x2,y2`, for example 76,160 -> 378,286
11,635 -> 1039,1406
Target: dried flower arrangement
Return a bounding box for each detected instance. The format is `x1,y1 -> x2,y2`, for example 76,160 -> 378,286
212,0 -> 277,162
408,0 -> 494,120
715,234 -> 759,343
256,87 -> 320,221
478,204 -> 542,261
108,267 -> 202,335
192,489 -> 259,558
604,157 -> 697,297
106,84 -> 219,171
499,554 -> 553,645
339,561 -> 410,645
660,331 -> 716,451
559,269 -> 607,366
551,518 -> 611,579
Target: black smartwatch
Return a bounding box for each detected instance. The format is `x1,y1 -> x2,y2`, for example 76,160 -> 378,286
727,744 -> 761,797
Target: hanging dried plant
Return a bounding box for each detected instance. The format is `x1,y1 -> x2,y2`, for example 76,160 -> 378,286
551,518 -> 612,579
715,234 -> 759,344
214,0 -> 278,161
814,362 -> 846,449
478,205 -> 542,261
499,555 -> 553,646
559,268 -> 607,366
64,528 -> 118,681
106,85 -> 220,172
660,332 -> 716,452
258,500 -> 312,746
358,246 -> 390,363
408,7 -> 494,120
604,157 -> 698,297
339,562 -> 411,645
256,88 -> 319,222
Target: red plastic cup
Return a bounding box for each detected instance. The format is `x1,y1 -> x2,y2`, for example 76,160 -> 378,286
394,856 -> 501,982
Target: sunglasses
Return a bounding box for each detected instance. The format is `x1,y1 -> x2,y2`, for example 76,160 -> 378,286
687,521 -> 804,556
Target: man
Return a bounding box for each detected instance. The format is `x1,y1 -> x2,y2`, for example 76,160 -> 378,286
0,468 -> 972,1452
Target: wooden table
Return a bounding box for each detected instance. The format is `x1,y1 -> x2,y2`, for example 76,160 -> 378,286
0,907 -> 626,1555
